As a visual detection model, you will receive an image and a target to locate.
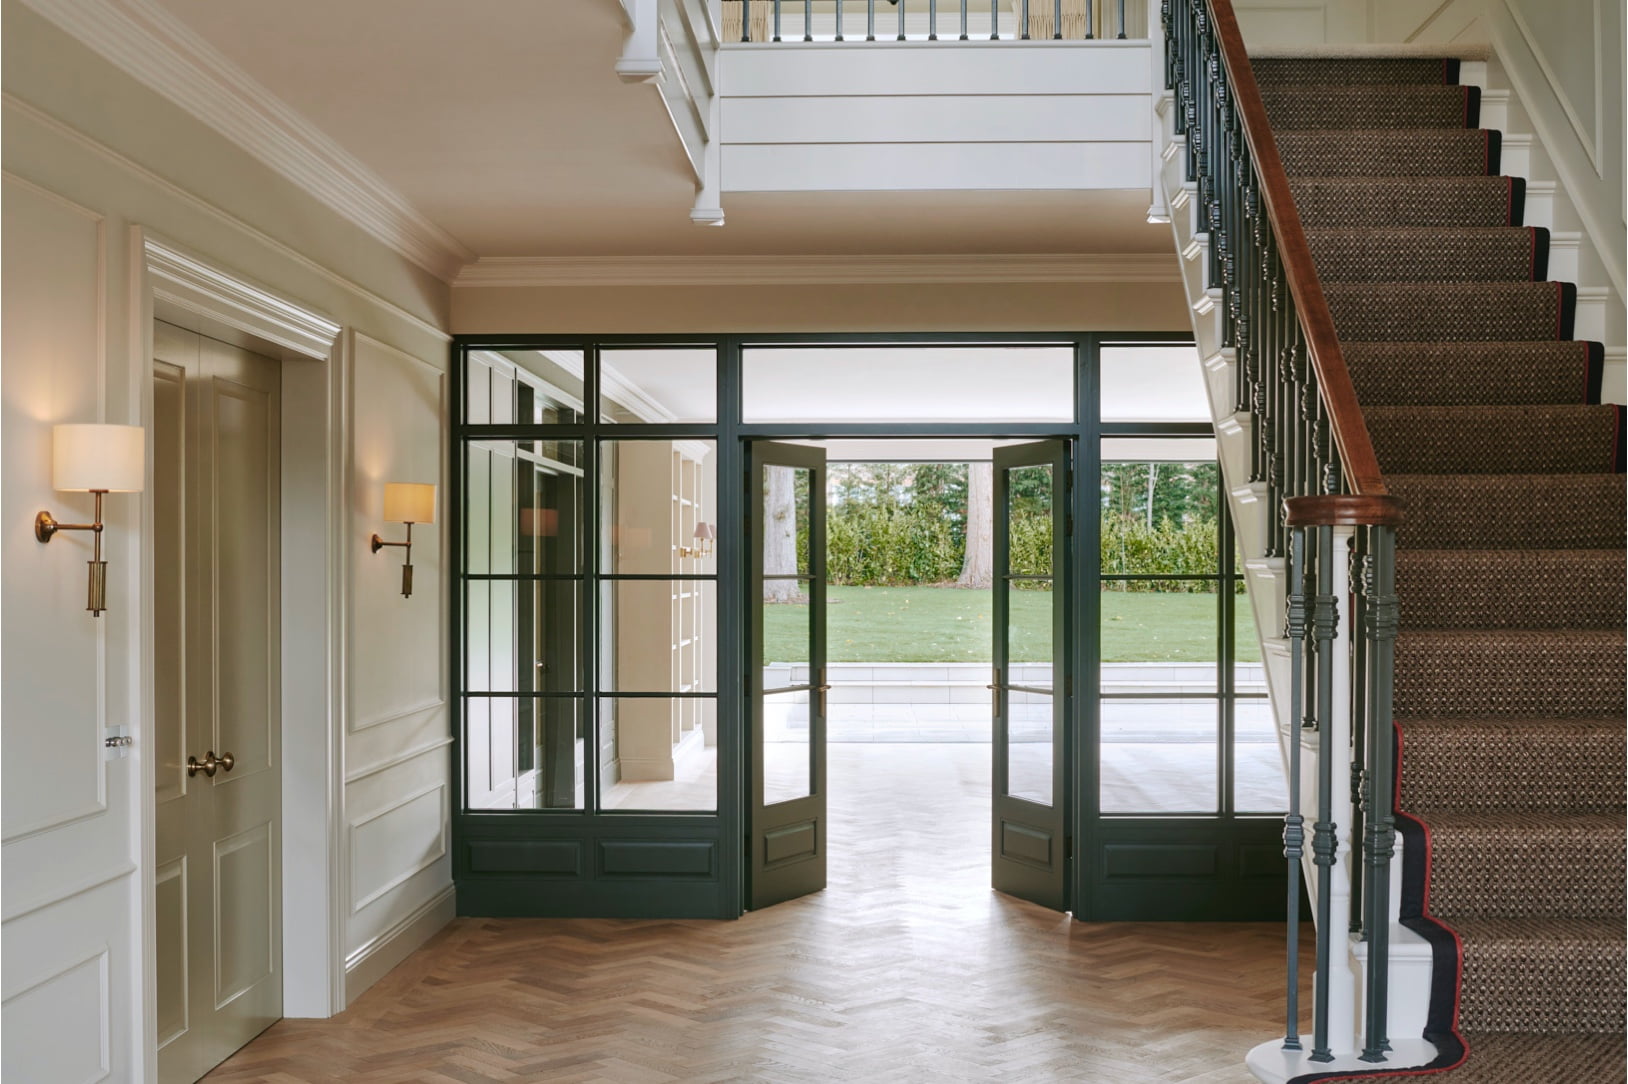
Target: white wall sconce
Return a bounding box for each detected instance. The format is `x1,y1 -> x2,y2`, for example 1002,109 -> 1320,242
371,482 -> 436,598
680,521 -> 715,558
34,424 -> 146,617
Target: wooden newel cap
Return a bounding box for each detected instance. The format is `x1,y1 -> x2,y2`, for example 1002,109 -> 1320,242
1282,494 -> 1404,528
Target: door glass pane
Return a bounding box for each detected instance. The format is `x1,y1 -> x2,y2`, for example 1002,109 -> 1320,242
466,696 -> 584,811
600,580 -> 717,694
1100,344 -> 1209,423
1234,580 -> 1263,693
1235,698 -> 1284,812
600,348 -> 717,423
466,440 -> 583,576
1100,459 -> 1221,576
599,698 -> 718,812
763,464 -> 812,578
1006,463 -> 1053,575
601,440 -> 717,574
762,579 -> 813,677
1100,698 -> 1218,813
1008,580 -> 1054,691
744,345 -> 1074,424
763,689 -> 813,805
1007,690 -> 1053,805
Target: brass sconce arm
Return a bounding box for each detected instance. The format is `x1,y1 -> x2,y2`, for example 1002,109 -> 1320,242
371,521 -> 417,598
35,490 -> 111,615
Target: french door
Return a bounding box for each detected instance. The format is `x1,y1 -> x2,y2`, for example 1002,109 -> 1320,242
991,440 -> 1070,911
748,441 -> 828,909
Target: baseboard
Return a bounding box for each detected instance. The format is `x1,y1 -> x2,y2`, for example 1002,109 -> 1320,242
343,883 -> 455,1007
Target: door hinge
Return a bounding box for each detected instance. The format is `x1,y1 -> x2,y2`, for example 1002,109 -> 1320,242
104,725 -> 132,760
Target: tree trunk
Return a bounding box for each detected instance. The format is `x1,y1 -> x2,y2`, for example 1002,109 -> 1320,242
763,466 -> 800,602
958,461 -> 994,588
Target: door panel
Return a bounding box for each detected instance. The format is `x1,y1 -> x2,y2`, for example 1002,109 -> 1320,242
154,322 -> 282,1082
991,440 -> 1069,912
748,442 -> 827,909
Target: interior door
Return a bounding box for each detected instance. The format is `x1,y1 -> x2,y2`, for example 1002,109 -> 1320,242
154,321 -> 283,1082
991,440 -> 1069,911
748,441 -> 827,909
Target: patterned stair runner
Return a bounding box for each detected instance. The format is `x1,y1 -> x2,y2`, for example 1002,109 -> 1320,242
1250,55 -> 1628,1084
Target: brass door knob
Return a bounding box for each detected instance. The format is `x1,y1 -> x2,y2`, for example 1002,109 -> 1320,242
186,751 -> 236,777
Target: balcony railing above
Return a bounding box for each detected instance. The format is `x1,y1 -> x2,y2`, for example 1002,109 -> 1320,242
723,0 -> 1146,43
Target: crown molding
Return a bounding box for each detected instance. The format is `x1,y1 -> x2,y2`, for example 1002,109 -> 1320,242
453,252 -> 1182,288
20,0 -> 475,282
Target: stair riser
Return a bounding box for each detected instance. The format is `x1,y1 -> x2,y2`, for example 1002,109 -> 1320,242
1278,130 -> 1498,178
1460,952 -> 1626,1033
1394,637 -> 1626,718
1261,86 -> 1477,131
1326,283 -> 1571,343
1400,725 -> 1626,814
1429,823 -> 1627,920
1390,476 -> 1626,550
1367,407 -> 1621,475
1308,228 -> 1544,284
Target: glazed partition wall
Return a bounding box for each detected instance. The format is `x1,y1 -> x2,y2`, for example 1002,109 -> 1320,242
451,335 -> 1288,920
455,345 -> 734,916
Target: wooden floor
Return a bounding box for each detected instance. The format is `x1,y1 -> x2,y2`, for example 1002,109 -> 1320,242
209,744 -> 1305,1083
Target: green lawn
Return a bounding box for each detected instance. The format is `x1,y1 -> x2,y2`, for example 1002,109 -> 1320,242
762,585 -> 1260,664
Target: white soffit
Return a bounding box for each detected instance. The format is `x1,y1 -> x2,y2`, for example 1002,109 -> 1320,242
19,0 -> 476,282
454,253 -> 1182,287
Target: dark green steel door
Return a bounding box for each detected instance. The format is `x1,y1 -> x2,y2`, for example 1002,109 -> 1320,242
991,440 -> 1070,911
748,441 -> 828,909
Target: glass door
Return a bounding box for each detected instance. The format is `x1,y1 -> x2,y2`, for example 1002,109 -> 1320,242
748,441 -> 828,909
991,440 -> 1069,911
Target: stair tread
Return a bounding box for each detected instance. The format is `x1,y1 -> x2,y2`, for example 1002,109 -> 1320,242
1261,84 -> 1476,130
1307,226 -> 1544,283
1277,128 -> 1498,177
1325,281 -> 1571,342
1444,915 -> 1628,944
1366,403 -> 1622,475
1251,57 -> 1461,86
1396,548 -> 1625,630
1291,176 -> 1522,229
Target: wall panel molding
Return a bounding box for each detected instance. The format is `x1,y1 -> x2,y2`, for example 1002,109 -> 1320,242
16,0 -> 473,282
347,782 -> 447,913
1,944 -> 112,1084
344,735 -> 453,785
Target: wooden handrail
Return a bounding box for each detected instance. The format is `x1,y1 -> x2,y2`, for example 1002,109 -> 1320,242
1283,494 -> 1404,528
1205,0 -> 1389,500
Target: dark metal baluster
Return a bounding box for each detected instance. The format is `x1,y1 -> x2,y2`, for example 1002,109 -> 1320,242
1117,0 -> 1127,37
1361,526 -> 1399,1061
898,0 -> 906,39
867,0 -> 876,39
990,0 -> 999,39
1283,526 -> 1308,1051
740,0 -> 751,42
1021,0 -> 1030,38
1053,0 -> 1062,38
804,0 -> 813,40
929,0 -> 938,39
773,0 -> 782,41
960,0 -> 968,39
1350,528 -> 1369,936
1085,0 -> 1095,38
1309,524 -> 1339,1063
836,0 -> 844,40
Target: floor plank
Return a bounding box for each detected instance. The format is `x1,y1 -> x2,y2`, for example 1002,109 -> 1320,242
209,744 -> 1304,1082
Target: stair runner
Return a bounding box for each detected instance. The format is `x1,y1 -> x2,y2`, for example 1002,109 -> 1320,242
1250,57 -> 1627,1083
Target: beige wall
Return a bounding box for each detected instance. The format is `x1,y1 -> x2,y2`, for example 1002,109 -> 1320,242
451,281 -> 1193,335
1,6 -> 452,1080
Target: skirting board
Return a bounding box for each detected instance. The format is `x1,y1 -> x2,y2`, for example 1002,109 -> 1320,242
343,884 -> 456,1007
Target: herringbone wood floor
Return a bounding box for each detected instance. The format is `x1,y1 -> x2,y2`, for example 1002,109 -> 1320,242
208,744 -> 1307,1083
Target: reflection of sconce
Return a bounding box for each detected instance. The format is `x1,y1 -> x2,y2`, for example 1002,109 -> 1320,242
35,424 -> 146,616
371,482 -> 436,598
680,521 -> 715,558
519,507 -> 559,537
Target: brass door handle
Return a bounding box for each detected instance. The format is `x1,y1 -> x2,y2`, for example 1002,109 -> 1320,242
187,751 -> 235,777
817,683 -> 831,715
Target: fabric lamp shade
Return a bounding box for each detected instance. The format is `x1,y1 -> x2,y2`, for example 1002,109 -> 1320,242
52,424 -> 145,492
693,522 -> 716,540
383,482 -> 436,524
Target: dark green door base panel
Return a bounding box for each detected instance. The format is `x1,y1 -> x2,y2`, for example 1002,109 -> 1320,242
1080,818 -> 1287,921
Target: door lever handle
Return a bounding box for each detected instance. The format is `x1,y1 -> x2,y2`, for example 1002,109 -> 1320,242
817,683 -> 831,715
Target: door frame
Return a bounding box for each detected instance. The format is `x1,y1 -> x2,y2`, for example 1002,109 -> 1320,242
133,231 -> 347,1080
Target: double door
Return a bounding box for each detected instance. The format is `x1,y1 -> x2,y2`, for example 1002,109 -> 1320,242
746,440 -> 1070,913
153,322 -> 283,1081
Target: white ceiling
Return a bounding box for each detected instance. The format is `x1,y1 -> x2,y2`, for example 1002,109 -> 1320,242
148,0 -> 1171,262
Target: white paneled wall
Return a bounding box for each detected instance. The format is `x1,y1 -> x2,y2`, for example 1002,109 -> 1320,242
342,333 -> 454,1001
1,5 -> 451,1079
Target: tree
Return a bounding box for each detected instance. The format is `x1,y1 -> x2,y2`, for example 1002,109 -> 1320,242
762,466 -> 801,602
958,461 -> 994,587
